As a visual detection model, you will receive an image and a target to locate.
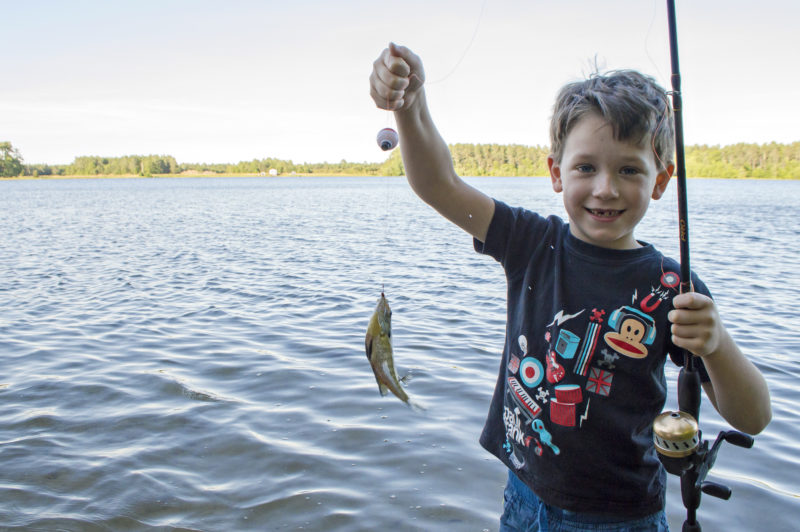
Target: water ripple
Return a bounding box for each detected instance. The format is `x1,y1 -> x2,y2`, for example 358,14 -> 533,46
1,177 -> 798,530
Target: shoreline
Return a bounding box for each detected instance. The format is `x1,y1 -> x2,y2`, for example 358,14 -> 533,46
2,174 -> 797,181
0,172 -> 373,181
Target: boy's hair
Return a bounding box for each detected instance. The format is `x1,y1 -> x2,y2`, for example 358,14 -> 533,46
549,70 -> 675,171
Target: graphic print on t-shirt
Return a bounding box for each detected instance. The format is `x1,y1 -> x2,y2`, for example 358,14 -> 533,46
603,306 -> 656,359
501,271 -> 681,471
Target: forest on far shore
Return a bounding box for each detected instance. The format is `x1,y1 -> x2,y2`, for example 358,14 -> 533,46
3,141 -> 799,179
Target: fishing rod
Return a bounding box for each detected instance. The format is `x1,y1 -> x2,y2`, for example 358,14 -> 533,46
652,2 -> 754,531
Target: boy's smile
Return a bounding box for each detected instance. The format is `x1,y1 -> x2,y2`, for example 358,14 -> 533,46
548,112 -> 672,250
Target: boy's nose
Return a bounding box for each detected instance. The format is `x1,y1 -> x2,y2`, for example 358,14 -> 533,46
593,173 -> 619,199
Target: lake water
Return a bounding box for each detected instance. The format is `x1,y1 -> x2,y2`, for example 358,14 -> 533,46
1,176 -> 798,531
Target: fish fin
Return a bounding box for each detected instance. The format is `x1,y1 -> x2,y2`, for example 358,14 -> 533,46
406,399 -> 427,413
377,379 -> 389,397
400,372 -> 412,386
379,361 -> 410,403
365,333 -> 373,361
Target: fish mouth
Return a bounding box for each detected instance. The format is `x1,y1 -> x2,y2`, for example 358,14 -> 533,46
586,208 -> 624,218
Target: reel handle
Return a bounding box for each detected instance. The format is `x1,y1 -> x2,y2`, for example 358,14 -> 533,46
722,430 -> 754,449
700,481 -> 732,500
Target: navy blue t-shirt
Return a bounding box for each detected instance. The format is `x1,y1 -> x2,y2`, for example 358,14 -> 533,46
475,200 -> 710,517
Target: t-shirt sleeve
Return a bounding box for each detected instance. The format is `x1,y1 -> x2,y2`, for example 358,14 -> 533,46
473,199 -> 513,261
474,199 -> 559,280
666,273 -> 713,382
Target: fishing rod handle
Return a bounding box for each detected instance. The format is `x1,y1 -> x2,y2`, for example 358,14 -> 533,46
678,365 -> 702,421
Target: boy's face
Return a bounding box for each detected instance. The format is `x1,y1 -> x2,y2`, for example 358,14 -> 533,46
548,112 -> 673,250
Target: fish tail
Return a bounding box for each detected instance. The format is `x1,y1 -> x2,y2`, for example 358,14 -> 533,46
406,398 -> 427,413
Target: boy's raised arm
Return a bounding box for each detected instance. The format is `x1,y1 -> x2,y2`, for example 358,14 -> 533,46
370,43 -> 495,243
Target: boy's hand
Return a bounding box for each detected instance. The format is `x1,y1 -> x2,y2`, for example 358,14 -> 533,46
370,43 -> 425,112
670,291 -> 772,434
668,292 -> 722,358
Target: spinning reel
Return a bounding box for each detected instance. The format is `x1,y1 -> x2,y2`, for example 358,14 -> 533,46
653,360 -> 754,531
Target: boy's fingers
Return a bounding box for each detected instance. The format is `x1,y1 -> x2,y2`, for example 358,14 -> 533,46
672,291 -> 710,310
368,82 -> 397,110
369,73 -> 406,110
388,42 -> 412,68
380,63 -> 411,92
671,322 -> 716,357
373,48 -> 411,90
370,43 -> 424,110
370,52 -> 408,110
671,322 -> 700,338
379,45 -> 408,78
386,43 -> 425,86
668,309 -> 698,328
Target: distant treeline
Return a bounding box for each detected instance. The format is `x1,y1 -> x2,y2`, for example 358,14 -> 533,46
21,154 -> 397,178
684,143 -> 800,179
14,141 -> 800,179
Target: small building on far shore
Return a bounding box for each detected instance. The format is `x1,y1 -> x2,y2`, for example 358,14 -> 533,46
269,168 -> 278,177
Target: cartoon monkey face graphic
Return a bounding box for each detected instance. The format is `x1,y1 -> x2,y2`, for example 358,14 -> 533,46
620,317 -> 646,343
604,307 -> 655,359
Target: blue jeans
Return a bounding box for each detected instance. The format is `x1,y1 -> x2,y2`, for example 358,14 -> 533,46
500,471 -> 669,532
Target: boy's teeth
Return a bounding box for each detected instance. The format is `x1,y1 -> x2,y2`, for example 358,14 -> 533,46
590,209 -> 620,217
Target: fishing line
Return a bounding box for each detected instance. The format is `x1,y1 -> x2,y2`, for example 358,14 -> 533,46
381,171 -> 391,294
645,0 -> 672,174
643,0 -> 681,257
644,0 -> 668,87
425,0 -> 489,86
375,0 -> 489,295
376,0 -> 489,152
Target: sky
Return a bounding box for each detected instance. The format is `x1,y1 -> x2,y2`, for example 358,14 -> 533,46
2,0 -> 798,166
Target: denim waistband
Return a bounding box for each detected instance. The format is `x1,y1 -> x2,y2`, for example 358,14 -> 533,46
507,470 -> 539,505
505,469 -> 669,529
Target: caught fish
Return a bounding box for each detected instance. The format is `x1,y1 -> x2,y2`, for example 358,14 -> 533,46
365,292 -> 412,404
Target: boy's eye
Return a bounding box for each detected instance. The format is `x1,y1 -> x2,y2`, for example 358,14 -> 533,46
620,167 -> 641,176
576,164 -> 594,173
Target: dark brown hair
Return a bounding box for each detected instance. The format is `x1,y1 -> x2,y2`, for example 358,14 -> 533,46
550,70 -> 675,171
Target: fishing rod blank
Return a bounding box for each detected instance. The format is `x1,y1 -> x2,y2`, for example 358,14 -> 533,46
666,0 -> 702,427
654,3 -> 755,531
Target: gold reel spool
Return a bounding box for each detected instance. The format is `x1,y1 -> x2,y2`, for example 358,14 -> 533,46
653,411 -> 700,458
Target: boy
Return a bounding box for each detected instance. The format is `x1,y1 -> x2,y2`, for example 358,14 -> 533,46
369,43 -> 771,531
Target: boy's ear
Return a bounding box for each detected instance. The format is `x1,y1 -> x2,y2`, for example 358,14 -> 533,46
651,163 -> 674,200
548,155 -> 563,193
